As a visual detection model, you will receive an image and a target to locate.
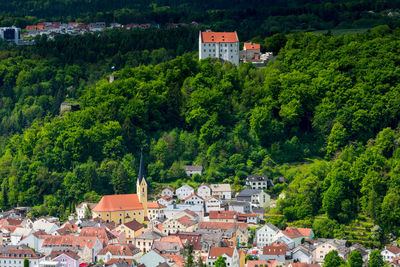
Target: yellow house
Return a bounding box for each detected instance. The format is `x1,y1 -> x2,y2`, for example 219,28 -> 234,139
92,152 -> 149,224
114,219 -> 145,244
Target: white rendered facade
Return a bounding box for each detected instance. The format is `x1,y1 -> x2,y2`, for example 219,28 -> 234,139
199,31 -> 239,66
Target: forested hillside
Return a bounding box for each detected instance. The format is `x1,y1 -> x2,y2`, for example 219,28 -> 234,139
0,24 -> 400,245
2,0 -> 400,39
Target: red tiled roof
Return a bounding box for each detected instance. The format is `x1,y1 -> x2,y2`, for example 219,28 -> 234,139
93,194 -> 143,212
176,216 -> 197,227
282,227 -> 312,239
244,42 -> 261,50
291,263 -> 321,267
387,247 -> 400,255
208,247 -> 235,258
165,254 -> 185,267
123,220 -> 144,232
79,227 -> 116,244
247,260 -> 269,267
42,235 -> 99,249
105,258 -> 133,266
263,243 -> 289,255
184,193 -> 203,201
183,209 -> 198,218
0,249 -> 42,259
170,232 -> 202,251
201,32 -> 238,43
198,222 -> 247,230
148,202 -> 166,209
98,243 -> 139,256
209,211 -> 236,220
50,250 -> 80,260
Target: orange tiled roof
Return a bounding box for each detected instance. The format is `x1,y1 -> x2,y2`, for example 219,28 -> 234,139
79,227 -> 116,244
93,194 -> 143,212
148,202 -> 166,209
176,216 -> 197,227
198,222 -> 247,230
201,32 -> 238,43
105,258 -> 133,266
291,263 -> 321,267
209,211 -> 236,220
165,254 -> 185,267
0,249 -> 42,259
263,243 -> 289,255
282,227 -> 312,238
42,235 -> 99,249
247,260 -> 269,267
184,193 -> 203,201
244,42 -> 260,50
123,220 -> 144,232
98,243 -> 139,256
208,247 -> 235,258
387,246 -> 400,255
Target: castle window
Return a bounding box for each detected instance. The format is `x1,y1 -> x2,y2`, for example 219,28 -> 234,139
143,188 -> 145,192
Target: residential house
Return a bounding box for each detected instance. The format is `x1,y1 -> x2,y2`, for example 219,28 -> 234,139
170,232 -> 204,259
76,202 -> 97,219
197,222 -> 247,236
105,259 -> 135,267
199,31 -> 240,66
10,227 -> 32,245
41,235 -> 103,263
382,247 -> 400,262
161,187 -> 174,198
147,202 -> 166,221
390,257 -> 400,267
276,234 -> 296,250
162,211 -> 198,235
235,227 -> 250,247
229,201 -> 251,214
313,239 -> 348,264
176,185 -> 194,200
256,223 -> 280,248
293,246 -> 313,264
260,243 -> 289,264
97,243 -> 141,264
246,175 -> 269,190
211,184 -> 232,200
79,227 -> 117,246
184,193 -> 204,205
288,263 -> 321,267
237,213 -> 259,224
49,250 -> 80,267
164,204 -> 203,220
275,227 -> 314,247
0,248 -> 45,267
114,220 -> 144,244
29,218 -> 59,234
197,183 -> 212,199
152,236 -> 184,255
236,189 -> 270,208
205,197 -> 222,213
209,211 -> 236,223
246,260 -> 270,267
157,196 -> 173,207
19,230 -> 47,251
138,250 -> 168,267
184,165 -> 203,177
135,230 -> 165,253
206,247 -> 240,267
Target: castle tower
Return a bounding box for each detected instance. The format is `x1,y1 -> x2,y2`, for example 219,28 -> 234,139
137,151 -> 148,218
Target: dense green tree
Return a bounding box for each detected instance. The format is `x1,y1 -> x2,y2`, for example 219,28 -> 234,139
347,250 -> 363,267
215,256 -> 227,267
323,250 -> 345,267
368,250 -> 384,267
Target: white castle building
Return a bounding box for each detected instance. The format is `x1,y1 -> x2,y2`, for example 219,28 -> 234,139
199,31 -> 239,65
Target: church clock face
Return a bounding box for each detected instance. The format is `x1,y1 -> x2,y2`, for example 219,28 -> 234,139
142,193 -> 145,197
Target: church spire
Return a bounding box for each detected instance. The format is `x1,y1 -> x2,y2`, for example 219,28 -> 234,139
137,149 -> 146,184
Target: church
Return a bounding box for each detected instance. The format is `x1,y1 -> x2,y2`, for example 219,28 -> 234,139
92,152 -> 149,224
